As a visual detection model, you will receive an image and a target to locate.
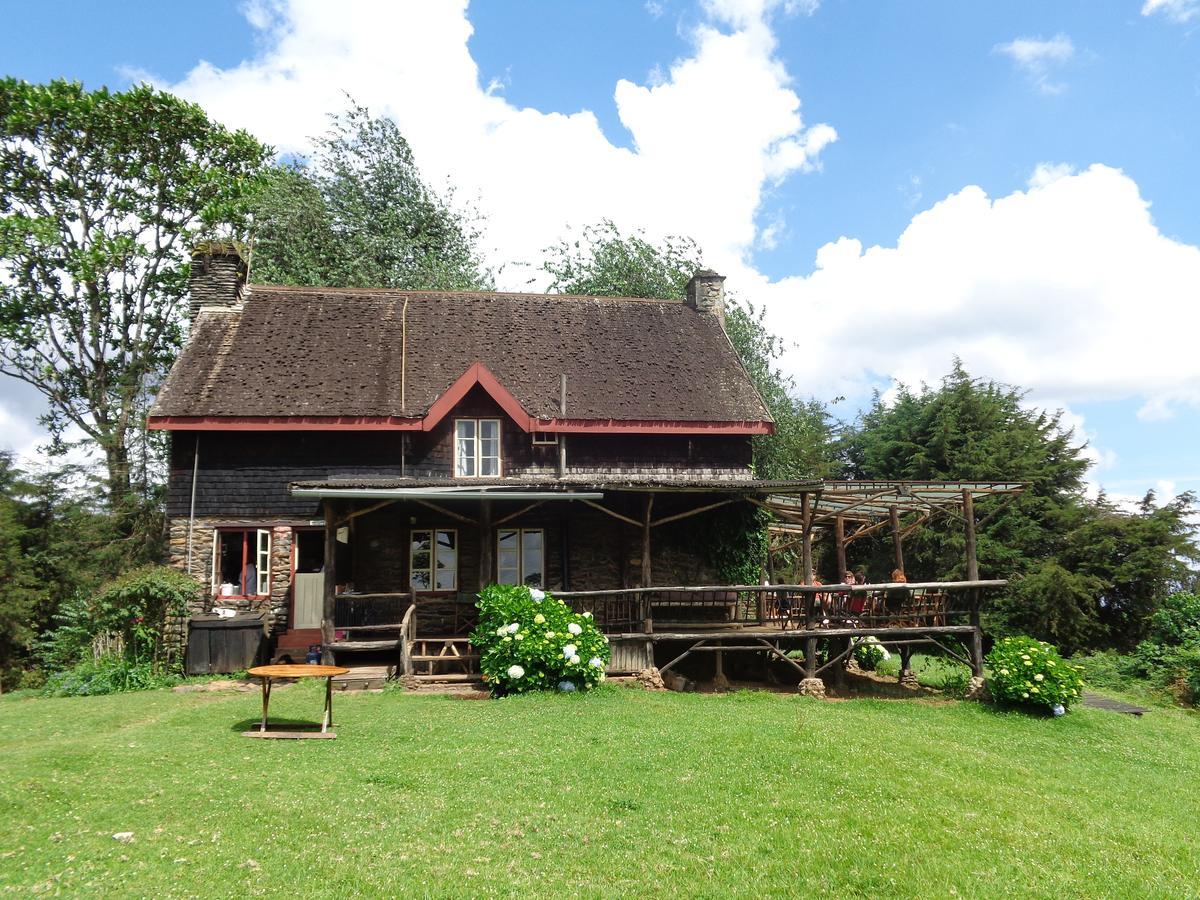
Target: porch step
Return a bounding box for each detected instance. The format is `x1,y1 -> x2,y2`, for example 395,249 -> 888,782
333,666 -> 393,690
410,673 -> 484,684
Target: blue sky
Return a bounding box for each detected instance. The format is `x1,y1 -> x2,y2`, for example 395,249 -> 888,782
3,0 -> 1199,503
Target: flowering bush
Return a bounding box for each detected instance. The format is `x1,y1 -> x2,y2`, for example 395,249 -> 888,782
854,636 -> 890,671
471,584 -> 610,696
986,636 -> 1084,713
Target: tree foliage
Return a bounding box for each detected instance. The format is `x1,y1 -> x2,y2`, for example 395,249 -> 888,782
540,220 -> 833,480
0,79 -> 270,505
251,103 -> 491,290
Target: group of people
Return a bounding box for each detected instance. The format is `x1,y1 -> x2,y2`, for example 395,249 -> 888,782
772,568 -> 910,621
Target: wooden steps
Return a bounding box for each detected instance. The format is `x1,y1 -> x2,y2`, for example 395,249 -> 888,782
408,637 -> 478,678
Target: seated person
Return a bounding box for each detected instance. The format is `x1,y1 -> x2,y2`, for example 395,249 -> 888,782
885,568 -> 908,617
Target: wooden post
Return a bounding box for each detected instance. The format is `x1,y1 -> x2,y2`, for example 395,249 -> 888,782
962,490 -> 979,582
641,494 -> 654,587
889,505 -> 904,574
804,636 -> 817,679
963,489 -> 983,676
800,492 -> 814,629
641,494 -> 654,633
834,514 -> 847,579
321,500 -> 338,665
479,499 -> 493,590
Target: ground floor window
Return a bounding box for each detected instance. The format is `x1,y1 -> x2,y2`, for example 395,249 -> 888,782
410,529 -> 457,591
497,528 -> 544,587
213,528 -> 270,597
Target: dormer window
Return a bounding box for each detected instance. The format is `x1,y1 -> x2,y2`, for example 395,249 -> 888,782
455,418 -> 501,477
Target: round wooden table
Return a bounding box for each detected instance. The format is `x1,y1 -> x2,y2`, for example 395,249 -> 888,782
246,664 -> 349,739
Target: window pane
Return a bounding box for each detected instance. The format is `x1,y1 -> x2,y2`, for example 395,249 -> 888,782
480,456 -> 499,477
498,566 -> 519,586
411,531 -> 431,553
411,570 -> 431,591
522,530 -> 544,587
456,420 -> 476,439
435,569 -> 456,590
456,440 -> 476,477
498,530 -> 518,549
480,420 -> 499,440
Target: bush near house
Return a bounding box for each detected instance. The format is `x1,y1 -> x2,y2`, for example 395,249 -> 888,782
38,566 -> 201,697
472,584 -> 610,695
986,636 -> 1084,713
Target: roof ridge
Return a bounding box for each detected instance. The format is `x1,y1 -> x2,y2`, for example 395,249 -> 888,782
249,284 -> 686,304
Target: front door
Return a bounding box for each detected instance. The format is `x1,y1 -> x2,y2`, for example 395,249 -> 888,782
293,530 -> 325,629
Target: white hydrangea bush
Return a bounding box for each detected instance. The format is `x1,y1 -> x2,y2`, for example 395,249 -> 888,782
471,584 -> 610,695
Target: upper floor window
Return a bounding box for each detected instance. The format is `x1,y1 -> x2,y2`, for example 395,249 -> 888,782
455,418 -> 501,477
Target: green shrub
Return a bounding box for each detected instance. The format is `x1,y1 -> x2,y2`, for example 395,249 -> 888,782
853,637 -> 889,671
43,655 -> 182,697
1133,639 -> 1200,706
986,636 -> 1084,713
39,566 -> 201,673
471,584 -> 610,695
1146,592 -> 1200,647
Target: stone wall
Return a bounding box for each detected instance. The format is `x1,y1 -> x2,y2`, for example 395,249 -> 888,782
166,516 -> 293,639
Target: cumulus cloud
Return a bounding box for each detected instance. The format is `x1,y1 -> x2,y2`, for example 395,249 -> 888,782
164,0 -> 835,284
994,33 -> 1075,94
759,164 -> 1200,425
1141,0 -> 1200,23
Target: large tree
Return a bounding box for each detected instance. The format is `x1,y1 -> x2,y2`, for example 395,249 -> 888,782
0,79 -> 269,507
251,103 -> 491,290
540,220 -> 835,480
842,362 -> 1198,653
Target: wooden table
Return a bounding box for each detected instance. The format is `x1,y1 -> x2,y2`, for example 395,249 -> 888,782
244,664 -> 350,739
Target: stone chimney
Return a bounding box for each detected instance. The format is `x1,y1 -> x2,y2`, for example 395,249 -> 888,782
685,269 -> 726,326
188,242 -> 248,319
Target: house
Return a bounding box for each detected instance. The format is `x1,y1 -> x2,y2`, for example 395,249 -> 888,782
152,244 -> 1018,686
150,243 -> 788,672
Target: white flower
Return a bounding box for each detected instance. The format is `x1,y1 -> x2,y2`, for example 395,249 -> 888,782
602,635 -> 609,644
496,627 -> 507,637
583,611 -> 593,619
558,680 -> 576,692
562,643 -> 577,658
1000,668 -> 1009,676
567,623 -> 582,636
514,634 -> 524,641
507,664 -> 525,679
534,613 -> 546,625
569,655 -> 581,665
1034,673 -> 1044,682
545,631 -> 555,639
589,657 -> 603,668
507,622 -> 520,633
529,587 -> 546,602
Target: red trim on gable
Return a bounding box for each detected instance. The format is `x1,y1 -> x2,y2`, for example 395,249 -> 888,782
420,362 -> 535,432
146,416 -> 423,431
533,419 -> 774,435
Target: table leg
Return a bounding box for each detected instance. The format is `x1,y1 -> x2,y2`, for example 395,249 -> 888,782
259,678 -> 272,733
322,677 -> 333,733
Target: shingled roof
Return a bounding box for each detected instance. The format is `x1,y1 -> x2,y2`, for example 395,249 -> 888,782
149,285 -> 773,431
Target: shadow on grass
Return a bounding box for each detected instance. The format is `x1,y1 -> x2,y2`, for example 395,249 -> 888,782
228,717 -> 328,733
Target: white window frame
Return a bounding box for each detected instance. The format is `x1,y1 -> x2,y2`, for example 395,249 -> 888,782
409,528 -> 458,593
211,527 -> 271,597
454,418 -> 502,478
531,431 -> 559,446
497,528 -> 545,588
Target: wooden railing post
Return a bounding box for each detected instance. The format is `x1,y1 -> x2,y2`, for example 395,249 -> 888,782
321,499 -> 338,666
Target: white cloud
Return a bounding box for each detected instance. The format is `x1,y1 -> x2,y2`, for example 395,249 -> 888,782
1142,0 -> 1200,23
1026,162 -> 1076,188
994,34 -> 1075,94
164,0 -> 835,286
759,164 -> 1200,423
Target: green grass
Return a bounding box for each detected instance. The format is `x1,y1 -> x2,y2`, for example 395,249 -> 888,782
2,683 -> 1199,898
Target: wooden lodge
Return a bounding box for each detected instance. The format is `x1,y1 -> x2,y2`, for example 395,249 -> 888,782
150,244 -> 1021,690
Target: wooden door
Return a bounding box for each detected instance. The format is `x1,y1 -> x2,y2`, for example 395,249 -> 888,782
294,573 -> 323,629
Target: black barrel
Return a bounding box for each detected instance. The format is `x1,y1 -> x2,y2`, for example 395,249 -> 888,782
185,612 -> 268,675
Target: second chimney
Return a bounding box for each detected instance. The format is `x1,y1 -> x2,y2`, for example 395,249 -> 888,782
188,242 -> 248,319
685,269 -> 726,326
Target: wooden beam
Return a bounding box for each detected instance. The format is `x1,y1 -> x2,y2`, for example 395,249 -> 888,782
580,498 -> 641,528
800,492 -> 813,586
494,500 -> 545,526
962,489 -> 979,582
414,499 -> 478,525
336,498 -> 395,525
650,498 -> 738,528
320,500 -> 337,665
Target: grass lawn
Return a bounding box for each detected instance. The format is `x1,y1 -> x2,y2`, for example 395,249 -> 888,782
2,683 -> 1198,898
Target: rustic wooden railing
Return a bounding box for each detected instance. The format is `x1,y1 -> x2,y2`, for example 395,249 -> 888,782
554,580 -> 1007,636
333,592 -> 411,629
